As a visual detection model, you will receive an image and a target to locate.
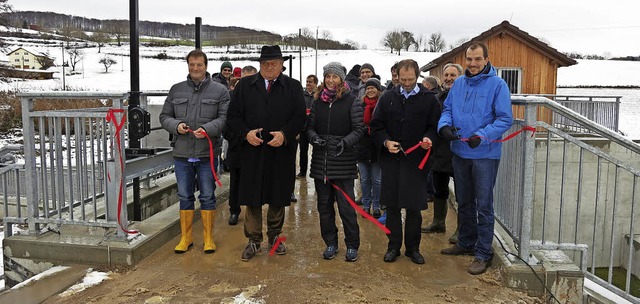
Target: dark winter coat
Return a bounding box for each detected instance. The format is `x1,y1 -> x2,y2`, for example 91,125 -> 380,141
430,89 -> 453,174
222,90 -> 243,169
307,92 -> 365,181
370,85 -> 441,210
354,100 -> 378,163
159,72 -> 230,158
226,72 -> 307,207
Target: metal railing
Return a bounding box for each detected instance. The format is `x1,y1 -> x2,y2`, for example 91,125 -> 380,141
14,92 -> 128,237
496,95 -> 640,303
5,91 -> 176,240
516,94 -> 621,133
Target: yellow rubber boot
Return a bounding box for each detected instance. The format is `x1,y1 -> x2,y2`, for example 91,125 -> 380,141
174,210 -> 194,253
202,210 -> 217,253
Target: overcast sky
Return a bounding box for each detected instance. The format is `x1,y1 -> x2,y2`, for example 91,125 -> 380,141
11,0 -> 640,57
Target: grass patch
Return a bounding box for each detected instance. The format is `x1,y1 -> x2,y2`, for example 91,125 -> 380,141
592,267 -> 640,297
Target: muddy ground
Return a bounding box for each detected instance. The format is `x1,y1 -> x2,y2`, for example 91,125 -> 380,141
43,175 -> 542,304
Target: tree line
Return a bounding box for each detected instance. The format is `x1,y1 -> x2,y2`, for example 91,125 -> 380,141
2,11 -> 355,50
381,29 -> 468,55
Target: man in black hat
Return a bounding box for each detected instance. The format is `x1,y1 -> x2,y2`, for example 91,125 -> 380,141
227,45 -> 307,261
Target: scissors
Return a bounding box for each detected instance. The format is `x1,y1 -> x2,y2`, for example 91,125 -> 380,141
396,144 -> 407,156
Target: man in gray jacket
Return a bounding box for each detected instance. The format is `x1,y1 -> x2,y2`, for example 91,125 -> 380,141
160,49 -> 230,255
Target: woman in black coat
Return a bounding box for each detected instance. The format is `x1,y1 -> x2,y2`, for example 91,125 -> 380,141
370,59 -> 441,264
307,62 -> 365,262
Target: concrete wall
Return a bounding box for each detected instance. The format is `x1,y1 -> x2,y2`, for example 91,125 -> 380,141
530,137 -> 640,273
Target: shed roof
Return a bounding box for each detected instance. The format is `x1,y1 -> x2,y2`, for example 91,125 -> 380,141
420,20 -> 577,72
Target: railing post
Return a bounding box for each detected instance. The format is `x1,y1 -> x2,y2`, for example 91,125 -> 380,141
519,100 -> 537,263
20,97 -> 40,234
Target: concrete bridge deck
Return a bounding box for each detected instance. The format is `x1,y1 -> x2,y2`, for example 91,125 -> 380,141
3,172 -> 552,303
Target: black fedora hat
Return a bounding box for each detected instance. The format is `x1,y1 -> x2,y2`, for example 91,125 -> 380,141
258,45 -> 289,61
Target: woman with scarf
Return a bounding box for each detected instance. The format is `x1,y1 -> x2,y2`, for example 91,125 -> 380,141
307,62 -> 365,262
355,77 -> 383,218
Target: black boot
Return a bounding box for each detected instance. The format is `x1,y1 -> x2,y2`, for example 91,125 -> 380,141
421,197 -> 447,233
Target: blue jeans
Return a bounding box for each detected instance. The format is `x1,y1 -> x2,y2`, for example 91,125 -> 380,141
357,161 -> 381,211
174,157 -> 217,210
451,155 -> 500,261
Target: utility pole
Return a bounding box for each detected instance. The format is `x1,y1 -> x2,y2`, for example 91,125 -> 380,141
315,26 -> 318,76
61,42 -> 66,90
299,28 -> 302,81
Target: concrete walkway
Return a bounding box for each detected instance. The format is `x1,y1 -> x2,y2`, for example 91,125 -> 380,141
32,172 -> 538,304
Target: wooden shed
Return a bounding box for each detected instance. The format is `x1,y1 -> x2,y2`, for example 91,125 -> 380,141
420,21 -> 577,124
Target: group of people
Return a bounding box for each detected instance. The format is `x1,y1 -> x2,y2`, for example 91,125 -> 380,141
160,41 -> 513,275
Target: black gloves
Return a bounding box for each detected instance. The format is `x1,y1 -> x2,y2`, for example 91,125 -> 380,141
467,134 -> 481,149
332,140 -> 345,157
439,126 -> 460,141
310,135 -> 327,147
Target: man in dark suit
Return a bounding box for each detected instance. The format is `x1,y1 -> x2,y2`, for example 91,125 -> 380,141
226,45 -> 307,261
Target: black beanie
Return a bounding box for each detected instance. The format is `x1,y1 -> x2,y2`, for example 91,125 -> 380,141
365,78 -> 381,91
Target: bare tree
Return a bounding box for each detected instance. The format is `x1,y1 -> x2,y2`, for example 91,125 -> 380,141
448,37 -> 468,51
344,39 -> 360,50
104,20 -> 128,46
66,47 -> 83,72
320,29 -> 333,40
35,52 -> 55,70
99,56 -> 117,73
0,0 -> 12,50
382,30 -> 404,55
427,32 -> 446,52
91,31 -> 110,53
402,31 -> 416,52
414,34 -> 424,52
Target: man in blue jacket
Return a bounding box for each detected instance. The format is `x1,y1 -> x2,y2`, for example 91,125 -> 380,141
438,41 -> 513,275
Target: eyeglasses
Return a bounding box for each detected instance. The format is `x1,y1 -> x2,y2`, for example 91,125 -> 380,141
222,68 -> 232,72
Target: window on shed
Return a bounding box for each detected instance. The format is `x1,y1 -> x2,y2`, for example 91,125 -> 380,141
497,67 -> 522,94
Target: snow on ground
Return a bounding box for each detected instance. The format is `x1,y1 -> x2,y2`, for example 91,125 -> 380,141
10,266 -> 70,289
57,269 -> 110,298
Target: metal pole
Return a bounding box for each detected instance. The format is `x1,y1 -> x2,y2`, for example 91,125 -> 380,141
288,55 -> 292,77
299,28 -> 302,81
195,17 -> 202,49
129,0 -> 142,221
61,43 -> 66,90
519,102 -> 536,263
315,27 -> 318,76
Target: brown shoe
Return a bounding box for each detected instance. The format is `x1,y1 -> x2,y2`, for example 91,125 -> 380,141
468,258 -> 491,275
268,237 -> 286,255
440,245 -> 475,256
241,242 -> 261,261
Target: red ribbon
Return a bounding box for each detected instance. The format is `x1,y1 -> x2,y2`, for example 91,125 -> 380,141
460,126 -> 536,143
105,108 -> 139,235
403,142 -> 431,170
329,181 -> 391,235
186,129 -> 223,187
269,236 -> 287,256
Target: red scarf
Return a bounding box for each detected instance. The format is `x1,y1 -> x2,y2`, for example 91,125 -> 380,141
363,96 -> 378,129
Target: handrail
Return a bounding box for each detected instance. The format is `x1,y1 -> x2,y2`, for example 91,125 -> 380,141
17,91 -> 128,99
511,96 -> 640,155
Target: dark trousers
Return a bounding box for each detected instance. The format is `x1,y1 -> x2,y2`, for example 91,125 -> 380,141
228,166 -> 241,215
315,179 -> 360,249
298,137 -> 309,174
432,170 -> 452,200
386,206 -> 422,253
244,205 -> 285,243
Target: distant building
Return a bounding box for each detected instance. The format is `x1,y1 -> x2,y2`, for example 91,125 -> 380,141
420,20 -> 578,124
7,47 -> 52,70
